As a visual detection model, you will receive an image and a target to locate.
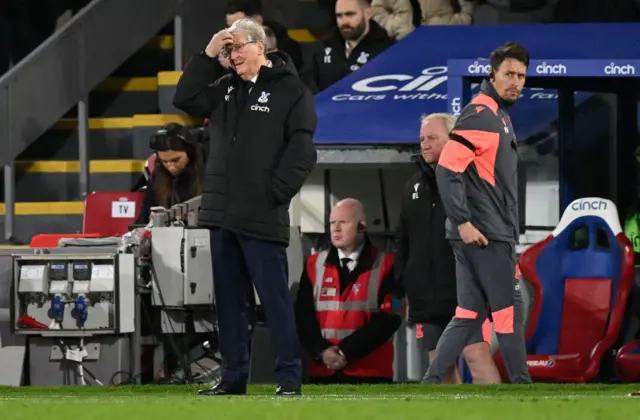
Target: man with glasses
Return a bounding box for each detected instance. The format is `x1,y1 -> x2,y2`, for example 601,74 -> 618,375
173,18 -> 317,397
224,0 -> 304,71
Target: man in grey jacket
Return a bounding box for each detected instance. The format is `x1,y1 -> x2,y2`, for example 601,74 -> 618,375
422,41 -> 532,384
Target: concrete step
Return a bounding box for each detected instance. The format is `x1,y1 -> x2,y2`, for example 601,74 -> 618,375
111,35 -> 176,77
0,160 -> 145,202
0,204 -> 84,245
64,77 -> 160,118
18,114 -> 203,161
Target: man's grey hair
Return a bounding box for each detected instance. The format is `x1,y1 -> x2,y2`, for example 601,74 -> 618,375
228,17 -> 266,43
420,112 -> 457,134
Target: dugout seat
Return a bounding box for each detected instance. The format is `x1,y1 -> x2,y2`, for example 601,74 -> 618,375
30,233 -> 102,248
509,197 -> 634,383
83,191 -> 144,237
615,339 -> 640,382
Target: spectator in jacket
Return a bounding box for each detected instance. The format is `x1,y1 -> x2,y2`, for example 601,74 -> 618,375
372,0 -> 473,41
135,123 -> 205,224
472,0 -> 556,24
395,113 -> 500,384
371,0 -> 415,40
303,0 -> 394,94
295,198 -> 401,384
225,0 -> 304,71
173,18 -> 317,397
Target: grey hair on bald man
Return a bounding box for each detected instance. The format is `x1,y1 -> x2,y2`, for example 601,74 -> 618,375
228,17 -> 266,43
420,112 -> 457,134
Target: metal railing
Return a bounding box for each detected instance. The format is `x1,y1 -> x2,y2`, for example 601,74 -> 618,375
0,0 -> 185,242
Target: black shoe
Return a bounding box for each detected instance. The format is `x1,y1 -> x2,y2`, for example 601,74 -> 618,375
197,382 -> 247,396
275,382 -> 301,396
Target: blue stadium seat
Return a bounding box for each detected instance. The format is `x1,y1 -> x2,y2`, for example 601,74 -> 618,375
514,198 -> 634,383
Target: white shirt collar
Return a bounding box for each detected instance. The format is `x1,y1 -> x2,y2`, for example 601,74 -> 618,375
337,240 -> 365,263
250,60 -> 272,84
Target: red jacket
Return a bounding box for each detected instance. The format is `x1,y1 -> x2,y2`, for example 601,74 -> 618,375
306,246 -> 395,378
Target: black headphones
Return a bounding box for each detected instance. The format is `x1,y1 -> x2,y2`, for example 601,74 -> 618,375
149,123 -> 195,152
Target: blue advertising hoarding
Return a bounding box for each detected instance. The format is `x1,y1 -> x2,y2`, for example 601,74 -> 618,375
313,23 -> 640,145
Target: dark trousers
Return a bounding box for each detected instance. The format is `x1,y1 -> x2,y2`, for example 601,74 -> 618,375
210,228 -> 301,385
424,240 -> 531,384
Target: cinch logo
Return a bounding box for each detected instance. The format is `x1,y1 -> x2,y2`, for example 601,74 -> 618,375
467,61 -> 491,75
250,104 -> 270,113
535,61 -> 567,75
571,199 -> 607,211
604,62 -> 636,75
351,66 -> 448,93
451,97 -> 462,116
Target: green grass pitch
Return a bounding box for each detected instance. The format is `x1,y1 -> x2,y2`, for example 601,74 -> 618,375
1,384 -> 639,419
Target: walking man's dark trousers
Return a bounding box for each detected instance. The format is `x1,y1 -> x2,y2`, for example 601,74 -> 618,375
210,228 -> 301,386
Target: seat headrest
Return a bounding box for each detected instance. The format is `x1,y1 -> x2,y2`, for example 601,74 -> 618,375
552,198 -> 621,237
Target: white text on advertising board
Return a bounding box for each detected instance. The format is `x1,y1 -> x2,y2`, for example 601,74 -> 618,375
604,62 -> 635,75
331,66 -> 567,102
332,67 -> 448,102
467,61 -> 491,75
450,97 -> 461,116
535,62 -> 567,75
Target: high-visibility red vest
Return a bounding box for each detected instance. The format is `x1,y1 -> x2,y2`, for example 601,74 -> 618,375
307,247 -> 395,379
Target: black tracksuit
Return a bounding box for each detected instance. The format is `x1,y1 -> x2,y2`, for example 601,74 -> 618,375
173,50 -> 317,387
173,50 -> 317,245
302,20 -> 394,94
394,155 -> 457,325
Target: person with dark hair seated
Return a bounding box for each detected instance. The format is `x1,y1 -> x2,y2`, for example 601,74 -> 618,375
136,123 -> 205,224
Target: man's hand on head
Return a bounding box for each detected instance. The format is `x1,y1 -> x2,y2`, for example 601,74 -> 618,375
205,29 -> 233,58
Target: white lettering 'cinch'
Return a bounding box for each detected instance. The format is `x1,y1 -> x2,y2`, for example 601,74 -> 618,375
467,61 -> 491,75
604,62 -> 636,75
535,61 -> 567,75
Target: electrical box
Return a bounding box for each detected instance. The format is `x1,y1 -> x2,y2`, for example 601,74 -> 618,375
13,253 -> 135,335
150,227 -> 214,308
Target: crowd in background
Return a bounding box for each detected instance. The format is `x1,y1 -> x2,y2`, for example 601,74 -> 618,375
2,0 -> 640,78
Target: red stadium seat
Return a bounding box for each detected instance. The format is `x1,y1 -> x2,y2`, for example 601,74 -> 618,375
83,191 -> 144,237
30,233 -> 102,248
616,339 -> 640,382
498,198 -> 634,383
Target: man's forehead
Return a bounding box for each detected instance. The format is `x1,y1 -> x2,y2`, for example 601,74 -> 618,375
421,118 -> 446,136
331,206 -> 356,220
498,58 -> 527,74
336,0 -> 360,13
231,32 -> 249,43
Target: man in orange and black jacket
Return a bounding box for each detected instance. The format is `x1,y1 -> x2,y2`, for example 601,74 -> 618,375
423,41 -> 532,385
